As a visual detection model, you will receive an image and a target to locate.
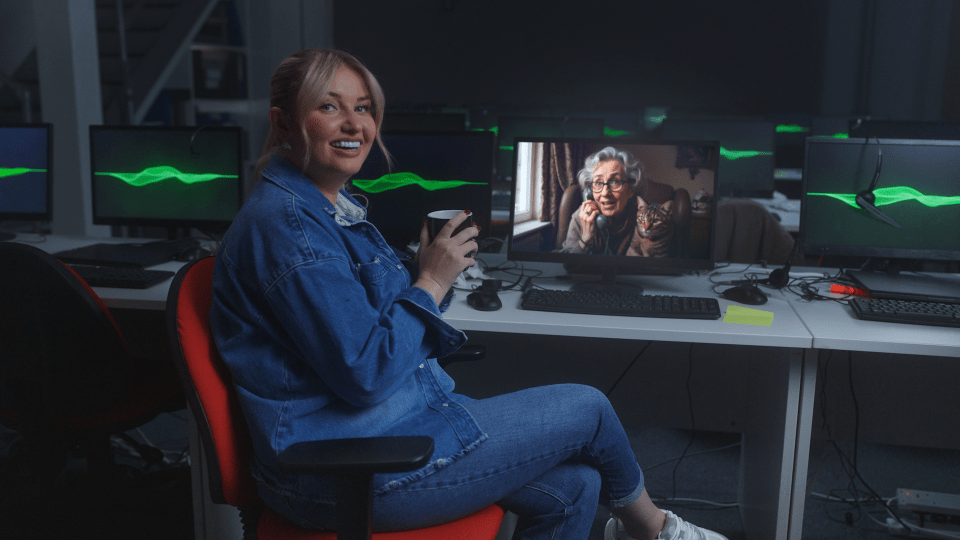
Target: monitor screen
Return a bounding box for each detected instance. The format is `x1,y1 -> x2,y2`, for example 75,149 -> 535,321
661,119 -> 775,198
349,130 -> 495,250
800,137 -> 960,262
508,138 -> 719,292
496,116 -> 604,182
89,125 -> 243,232
0,123 -> 53,222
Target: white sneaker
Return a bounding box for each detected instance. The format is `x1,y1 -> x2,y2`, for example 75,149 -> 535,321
604,510 -> 728,540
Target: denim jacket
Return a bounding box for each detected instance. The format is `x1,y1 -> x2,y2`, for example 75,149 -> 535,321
210,156 -> 486,506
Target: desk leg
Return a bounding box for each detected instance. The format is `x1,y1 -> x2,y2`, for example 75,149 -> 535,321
738,347 -> 804,540
787,350 -> 819,540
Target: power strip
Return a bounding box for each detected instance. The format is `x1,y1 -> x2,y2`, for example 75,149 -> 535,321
899,489 -> 960,517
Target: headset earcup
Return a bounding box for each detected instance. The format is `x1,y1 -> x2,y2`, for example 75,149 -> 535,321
767,268 -> 788,289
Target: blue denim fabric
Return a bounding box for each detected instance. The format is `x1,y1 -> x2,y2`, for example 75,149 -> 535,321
211,157 -> 645,539
280,384 -> 644,540
210,156 -> 481,505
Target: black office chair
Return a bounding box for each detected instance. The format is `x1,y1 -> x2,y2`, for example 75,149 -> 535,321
0,242 -> 183,487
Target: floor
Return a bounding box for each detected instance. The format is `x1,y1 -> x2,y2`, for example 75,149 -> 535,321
2,414 -> 958,540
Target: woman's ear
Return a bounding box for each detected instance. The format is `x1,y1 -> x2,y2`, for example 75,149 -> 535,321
269,107 -> 292,143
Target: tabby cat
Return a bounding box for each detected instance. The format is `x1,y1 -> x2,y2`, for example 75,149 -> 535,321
627,197 -> 676,258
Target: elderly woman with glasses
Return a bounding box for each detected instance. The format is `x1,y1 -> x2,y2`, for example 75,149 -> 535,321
561,146 -> 645,255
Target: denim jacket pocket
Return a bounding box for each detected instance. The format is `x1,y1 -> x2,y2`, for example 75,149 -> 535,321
355,255 -> 389,285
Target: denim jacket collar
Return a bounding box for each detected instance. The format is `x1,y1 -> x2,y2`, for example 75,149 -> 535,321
261,155 -> 366,225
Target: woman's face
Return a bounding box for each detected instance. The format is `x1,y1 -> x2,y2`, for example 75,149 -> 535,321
591,160 -> 634,217
300,66 -> 376,186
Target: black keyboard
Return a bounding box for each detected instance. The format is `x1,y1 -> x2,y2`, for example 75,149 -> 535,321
521,288 -> 722,320
849,297 -> 960,328
68,264 -> 175,289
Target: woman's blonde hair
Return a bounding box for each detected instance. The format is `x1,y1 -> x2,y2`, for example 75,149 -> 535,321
254,48 -> 389,178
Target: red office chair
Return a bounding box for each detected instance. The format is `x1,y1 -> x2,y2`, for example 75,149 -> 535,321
166,256 -> 505,540
0,242 -> 183,479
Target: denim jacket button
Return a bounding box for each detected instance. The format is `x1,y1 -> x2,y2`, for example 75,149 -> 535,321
442,403 -> 448,407
419,363 -> 424,369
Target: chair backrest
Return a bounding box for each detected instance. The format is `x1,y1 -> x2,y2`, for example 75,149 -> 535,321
714,199 -> 802,265
166,256 -> 259,508
0,242 -> 130,420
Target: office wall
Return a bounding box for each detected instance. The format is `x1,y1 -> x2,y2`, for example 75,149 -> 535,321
332,1 -> 829,116
332,0 -> 956,123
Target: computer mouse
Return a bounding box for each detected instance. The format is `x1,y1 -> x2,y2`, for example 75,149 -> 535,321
175,246 -> 212,262
721,283 -> 768,305
467,290 -> 502,311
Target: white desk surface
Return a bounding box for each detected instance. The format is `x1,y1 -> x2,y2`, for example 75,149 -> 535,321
789,291 -> 960,358
14,233 -> 187,311
445,263 -> 812,349
747,195 -> 800,233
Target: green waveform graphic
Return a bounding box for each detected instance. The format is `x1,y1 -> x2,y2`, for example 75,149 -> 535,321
808,186 -> 960,209
471,126 -> 499,136
645,114 -> 667,126
776,124 -> 810,133
95,165 -> 238,186
352,172 -> 487,194
0,167 -> 46,179
499,145 -> 515,152
720,147 -> 773,160
604,127 -> 636,138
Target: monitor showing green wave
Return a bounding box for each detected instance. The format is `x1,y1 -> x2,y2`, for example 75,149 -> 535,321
352,172 -> 487,194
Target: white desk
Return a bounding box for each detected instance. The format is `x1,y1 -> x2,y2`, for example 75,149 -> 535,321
20,234 -> 956,540
446,262 -> 813,540
16,234 -> 189,310
785,285 -> 960,540
747,196 -> 800,233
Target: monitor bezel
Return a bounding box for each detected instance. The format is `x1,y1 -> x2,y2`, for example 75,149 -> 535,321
799,136 -> 960,262
88,124 -> 244,231
0,123 -> 53,222
506,136 -> 720,273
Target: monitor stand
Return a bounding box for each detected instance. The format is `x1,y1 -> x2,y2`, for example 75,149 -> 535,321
849,270 -> 960,304
570,266 -> 644,295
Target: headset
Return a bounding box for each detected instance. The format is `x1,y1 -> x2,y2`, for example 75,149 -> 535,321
849,125 -> 901,228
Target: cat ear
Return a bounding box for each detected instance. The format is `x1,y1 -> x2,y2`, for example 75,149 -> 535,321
661,200 -> 674,213
636,196 -> 648,209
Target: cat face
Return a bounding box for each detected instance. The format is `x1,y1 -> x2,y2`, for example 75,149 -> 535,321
637,197 -> 674,239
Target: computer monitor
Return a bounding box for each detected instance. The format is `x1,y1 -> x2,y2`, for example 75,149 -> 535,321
508,137 -> 719,293
0,124 -> 53,239
89,125 -> 243,236
849,119 -> 960,141
349,130 -> 495,250
800,137 -> 960,302
661,119 -> 775,198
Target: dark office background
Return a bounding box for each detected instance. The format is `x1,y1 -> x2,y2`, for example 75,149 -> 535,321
330,0 -> 960,124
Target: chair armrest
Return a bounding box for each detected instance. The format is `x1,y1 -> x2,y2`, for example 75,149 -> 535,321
277,436 -> 434,476
438,344 -> 486,368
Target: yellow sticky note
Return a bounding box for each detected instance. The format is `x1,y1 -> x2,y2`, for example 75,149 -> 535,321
723,305 -> 774,326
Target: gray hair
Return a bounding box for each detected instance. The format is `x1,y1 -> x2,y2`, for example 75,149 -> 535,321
577,146 -> 643,191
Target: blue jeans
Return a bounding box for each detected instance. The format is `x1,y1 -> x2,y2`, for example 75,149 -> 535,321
281,384 -> 645,539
